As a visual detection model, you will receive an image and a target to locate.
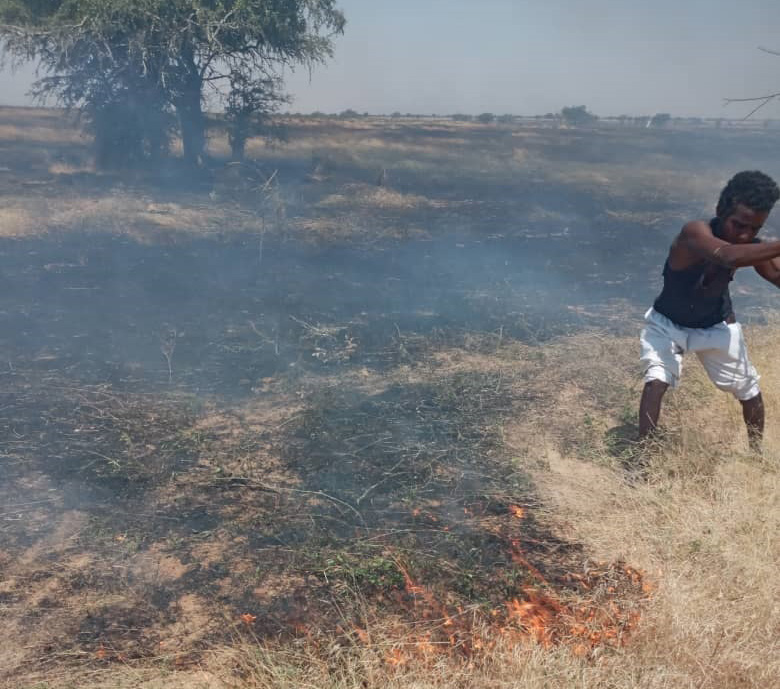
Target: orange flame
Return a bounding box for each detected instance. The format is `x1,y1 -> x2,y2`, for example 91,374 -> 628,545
386,647 -> 407,666
505,589 -> 561,647
375,547 -> 648,664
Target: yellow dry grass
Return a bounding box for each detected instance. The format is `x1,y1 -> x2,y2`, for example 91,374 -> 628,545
0,204 -> 43,237
316,183 -> 444,211
22,326 -> 779,689
0,193 -> 265,242
0,123 -> 86,145
543,163 -> 722,210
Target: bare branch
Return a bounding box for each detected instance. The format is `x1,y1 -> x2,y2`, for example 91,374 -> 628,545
723,92 -> 780,119
723,92 -> 780,103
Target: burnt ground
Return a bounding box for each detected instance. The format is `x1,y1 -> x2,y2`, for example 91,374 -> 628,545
1,111 -> 780,683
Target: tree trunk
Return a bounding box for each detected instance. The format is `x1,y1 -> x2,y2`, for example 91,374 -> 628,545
175,69 -> 206,167
177,100 -> 205,167
228,113 -> 249,161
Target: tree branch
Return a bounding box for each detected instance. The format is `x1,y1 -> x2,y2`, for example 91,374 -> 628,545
723,92 -> 780,119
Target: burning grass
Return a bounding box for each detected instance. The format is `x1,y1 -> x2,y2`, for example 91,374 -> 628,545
2,335 -> 652,688
6,323 -> 780,688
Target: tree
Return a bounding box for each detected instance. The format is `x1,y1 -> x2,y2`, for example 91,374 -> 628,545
649,113 -> 671,128
225,71 -> 288,161
560,105 -> 597,126
0,1 -> 345,168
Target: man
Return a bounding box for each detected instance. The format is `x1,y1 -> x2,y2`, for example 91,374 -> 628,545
639,170 -> 780,451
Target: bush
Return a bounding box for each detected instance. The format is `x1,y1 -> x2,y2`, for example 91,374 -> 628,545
561,105 -> 598,126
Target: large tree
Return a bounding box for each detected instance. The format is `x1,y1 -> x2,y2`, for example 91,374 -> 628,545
0,1 -> 345,167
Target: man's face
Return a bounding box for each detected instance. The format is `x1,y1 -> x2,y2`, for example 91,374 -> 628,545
720,204 -> 769,244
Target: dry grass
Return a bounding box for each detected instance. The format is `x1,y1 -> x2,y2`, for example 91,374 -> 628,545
0,203 -> 43,237
0,122 -> 86,145
218,327 -> 775,689
316,183 -> 445,211
0,193 -> 268,241
5,109 -> 780,688
17,326 -> 780,689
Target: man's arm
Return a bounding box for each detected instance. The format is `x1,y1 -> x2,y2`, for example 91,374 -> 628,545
754,257 -> 780,286
680,221 -> 780,268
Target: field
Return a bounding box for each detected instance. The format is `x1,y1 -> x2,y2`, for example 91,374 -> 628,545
0,108 -> 779,688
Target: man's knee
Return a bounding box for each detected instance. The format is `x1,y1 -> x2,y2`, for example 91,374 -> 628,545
643,379 -> 669,396
716,378 -> 761,401
739,391 -> 763,410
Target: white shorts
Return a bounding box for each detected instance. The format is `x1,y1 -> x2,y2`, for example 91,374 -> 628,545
640,308 -> 760,401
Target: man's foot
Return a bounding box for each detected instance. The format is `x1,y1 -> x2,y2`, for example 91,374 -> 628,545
621,439 -> 652,483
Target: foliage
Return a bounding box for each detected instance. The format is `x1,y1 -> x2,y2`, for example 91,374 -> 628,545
649,112 -> 671,128
0,0 -> 345,167
476,112 -> 495,124
225,70 -> 288,160
560,105 -> 598,126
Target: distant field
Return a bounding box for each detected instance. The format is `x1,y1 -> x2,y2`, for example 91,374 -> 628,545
1,108 -> 778,689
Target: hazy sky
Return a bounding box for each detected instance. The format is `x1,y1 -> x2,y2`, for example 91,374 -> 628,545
2,0 -> 780,118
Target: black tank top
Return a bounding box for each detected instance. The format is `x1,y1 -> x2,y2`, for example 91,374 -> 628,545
652,218 -> 735,328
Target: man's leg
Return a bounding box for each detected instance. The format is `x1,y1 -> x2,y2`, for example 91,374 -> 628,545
741,393 -> 764,452
694,322 -> 762,452
638,379 -> 669,439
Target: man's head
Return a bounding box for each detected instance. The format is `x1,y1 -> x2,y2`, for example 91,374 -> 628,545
716,170 -> 780,244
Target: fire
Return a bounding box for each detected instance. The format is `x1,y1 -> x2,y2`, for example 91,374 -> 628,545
504,588 -> 561,647
371,518 -> 649,666
386,647 -> 406,666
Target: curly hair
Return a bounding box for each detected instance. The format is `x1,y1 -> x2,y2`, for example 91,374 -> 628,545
717,170 -> 780,217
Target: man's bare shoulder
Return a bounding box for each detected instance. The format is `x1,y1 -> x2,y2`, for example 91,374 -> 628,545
679,219 -> 713,237
667,220 -> 717,268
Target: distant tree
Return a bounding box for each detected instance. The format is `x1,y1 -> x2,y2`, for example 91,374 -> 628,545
390,111 -> 402,118
497,113 -> 514,124
338,108 -> 360,119
0,1 -> 345,168
560,105 -> 598,126
225,72 -> 288,161
451,113 -> 472,122
649,113 -> 671,128
476,112 -> 495,124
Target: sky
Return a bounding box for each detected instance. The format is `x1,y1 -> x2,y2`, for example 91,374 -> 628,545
2,0 -> 780,119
